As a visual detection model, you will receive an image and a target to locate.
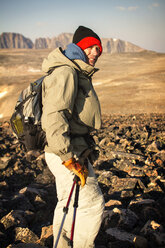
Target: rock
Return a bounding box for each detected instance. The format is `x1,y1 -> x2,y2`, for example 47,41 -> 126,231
98,171 -> 115,187
25,150 -> 41,162
99,137 -> 110,147
155,159 -> 164,167
108,240 -> 133,248
142,206 -> 162,223
108,178 -> 145,198
2,121 -> 10,128
0,180 -> 8,190
141,220 -> 163,235
37,225 -> 53,246
141,132 -> 149,141
19,186 -> 47,197
134,236 -> 149,248
106,227 -> 148,248
129,198 -> 155,211
0,114 -> 165,248
145,157 -> 153,166
35,167 -> 55,185
141,220 -> 165,246
153,150 -> 165,162
7,244 -> 48,248
104,208 -> 138,231
34,195 -> 46,209
114,158 -> 145,177
0,33 -> 34,49
95,246 -> 107,248
109,151 -> 145,161
15,227 -> 39,243
146,141 -> 161,153
121,190 -> 134,198
3,193 -> 35,211
0,210 -> 27,230
128,198 -> 162,222
0,230 -> 8,247
105,200 -> 122,208
0,156 -> 11,170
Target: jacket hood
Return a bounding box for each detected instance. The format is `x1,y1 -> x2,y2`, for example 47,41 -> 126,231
63,43 -> 87,63
42,47 -> 98,77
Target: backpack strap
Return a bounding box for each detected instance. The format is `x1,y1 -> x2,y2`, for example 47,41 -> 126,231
15,76 -> 45,112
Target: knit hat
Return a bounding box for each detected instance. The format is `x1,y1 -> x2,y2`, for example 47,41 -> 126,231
73,26 -> 102,55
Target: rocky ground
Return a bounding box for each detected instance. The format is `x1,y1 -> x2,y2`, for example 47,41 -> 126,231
0,113 -> 165,248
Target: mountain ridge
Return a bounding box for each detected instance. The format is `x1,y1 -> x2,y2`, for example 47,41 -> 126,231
0,32 -> 144,53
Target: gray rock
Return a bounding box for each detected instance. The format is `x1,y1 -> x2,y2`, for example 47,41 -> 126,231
104,208 -> 138,230
106,227 -> 148,248
108,178 -> 145,197
141,220 -> 165,246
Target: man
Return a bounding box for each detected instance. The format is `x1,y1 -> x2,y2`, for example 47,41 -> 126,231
41,26 -> 105,248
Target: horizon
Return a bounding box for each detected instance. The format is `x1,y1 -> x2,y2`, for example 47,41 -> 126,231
0,0 -> 165,53
0,31 -> 152,52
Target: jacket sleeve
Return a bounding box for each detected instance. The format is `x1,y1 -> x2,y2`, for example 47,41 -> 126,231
41,66 -> 78,161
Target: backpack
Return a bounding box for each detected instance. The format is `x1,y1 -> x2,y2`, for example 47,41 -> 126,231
10,65 -> 80,152
10,74 -> 48,151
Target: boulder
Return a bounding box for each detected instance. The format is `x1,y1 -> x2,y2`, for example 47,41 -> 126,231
0,210 -> 27,230
14,227 -> 39,243
141,220 -> 165,246
106,227 -> 148,248
103,208 -> 138,231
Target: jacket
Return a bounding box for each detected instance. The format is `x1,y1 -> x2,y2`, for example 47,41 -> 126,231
41,47 -> 101,161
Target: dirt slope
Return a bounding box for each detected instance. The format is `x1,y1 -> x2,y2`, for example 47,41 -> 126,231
0,49 -> 165,119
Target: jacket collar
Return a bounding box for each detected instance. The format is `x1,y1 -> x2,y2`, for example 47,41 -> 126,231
73,59 -> 99,77
42,47 -> 99,77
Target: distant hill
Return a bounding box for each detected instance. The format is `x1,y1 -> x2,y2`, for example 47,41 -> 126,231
0,32 -> 144,53
0,32 -> 33,49
34,33 -> 73,49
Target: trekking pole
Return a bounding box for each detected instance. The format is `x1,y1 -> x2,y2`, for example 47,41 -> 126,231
54,178 -> 76,248
68,177 -> 80,248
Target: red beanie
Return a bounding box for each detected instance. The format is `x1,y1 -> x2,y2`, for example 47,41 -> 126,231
73,26 -> 102,55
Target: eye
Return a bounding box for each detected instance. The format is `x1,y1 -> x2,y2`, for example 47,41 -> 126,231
94,46 -> 100,55
96,46 -> 100,53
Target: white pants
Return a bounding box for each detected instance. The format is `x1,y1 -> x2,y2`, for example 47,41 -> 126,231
45,152 -> 105,248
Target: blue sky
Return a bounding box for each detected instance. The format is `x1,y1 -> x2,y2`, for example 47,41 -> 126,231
0,0 -> 165,52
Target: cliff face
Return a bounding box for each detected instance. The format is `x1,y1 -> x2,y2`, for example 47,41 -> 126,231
0,32 -> 144,53
102,38 -> 143,53
0,33 -> 33,49
34,33 -> 73,49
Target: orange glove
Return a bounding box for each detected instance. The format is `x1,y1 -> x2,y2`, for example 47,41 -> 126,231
62,158 -> 88,187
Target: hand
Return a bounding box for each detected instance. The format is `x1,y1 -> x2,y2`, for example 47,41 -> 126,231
62,158 -> 88,187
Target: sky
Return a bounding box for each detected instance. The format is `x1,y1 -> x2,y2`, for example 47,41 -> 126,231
0,0 -> 165,53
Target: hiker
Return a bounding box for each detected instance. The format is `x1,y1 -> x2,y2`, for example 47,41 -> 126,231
41,26 -> 105,248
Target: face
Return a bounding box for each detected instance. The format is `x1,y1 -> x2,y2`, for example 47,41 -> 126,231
84,45 -> 101,66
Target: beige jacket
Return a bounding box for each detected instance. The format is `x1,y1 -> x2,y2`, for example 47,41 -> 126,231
41,47 -> 101,161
